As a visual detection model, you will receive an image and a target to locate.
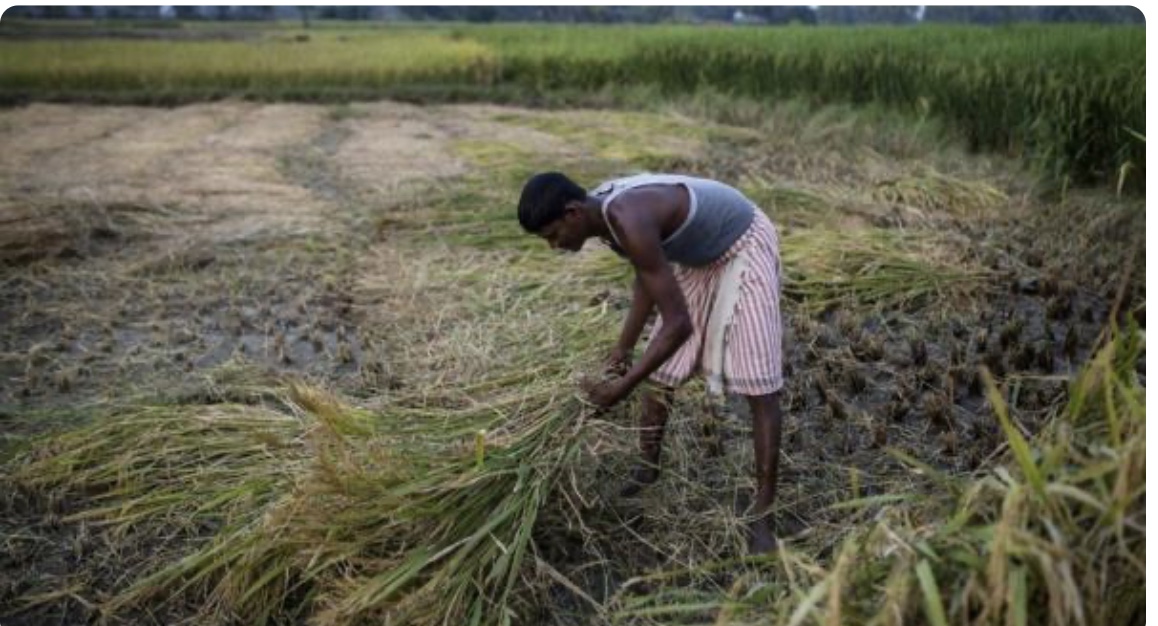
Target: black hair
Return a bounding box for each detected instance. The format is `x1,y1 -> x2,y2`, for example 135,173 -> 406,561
517,172 -> 587,233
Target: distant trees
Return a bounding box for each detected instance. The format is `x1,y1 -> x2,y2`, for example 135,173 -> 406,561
923,5 -> 1144,24
172,6 -> 199,20
744,6 -> 819,25
817,6 -> 918,24
1,5 -> 1145,25
463,7 -> 498,23
446,6 -> 677,23
317,6 -> 372,21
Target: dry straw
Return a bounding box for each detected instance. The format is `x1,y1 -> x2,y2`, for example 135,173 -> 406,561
604,321 -> 1144,626
5,350 -> 629,625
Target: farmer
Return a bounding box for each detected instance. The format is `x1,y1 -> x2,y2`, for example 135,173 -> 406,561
516,172 -> 785,553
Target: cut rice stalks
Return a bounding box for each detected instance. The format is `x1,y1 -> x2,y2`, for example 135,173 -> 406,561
4,364 -> 627,626
872,168 -> 1008,220
779,226 -> 992,314
607,321 -> 1144,626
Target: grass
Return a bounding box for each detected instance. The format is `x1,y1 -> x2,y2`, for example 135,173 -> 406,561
0,21 -> 1143,191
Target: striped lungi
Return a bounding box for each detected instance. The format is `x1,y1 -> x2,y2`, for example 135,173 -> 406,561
648,209 -> 784,396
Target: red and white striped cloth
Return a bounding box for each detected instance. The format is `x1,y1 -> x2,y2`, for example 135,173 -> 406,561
648,210 -> 784,396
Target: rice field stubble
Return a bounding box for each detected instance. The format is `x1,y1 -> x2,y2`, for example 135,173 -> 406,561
0,100 -> 1144,625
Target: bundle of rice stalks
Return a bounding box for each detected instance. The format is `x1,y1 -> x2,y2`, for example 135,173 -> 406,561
3,366 -> 625,625
872,168 -> 1008,220
779,226 -> 991,314
5,404 -> 304,533
740,178 -> 838,230
608,321 -> 1144,626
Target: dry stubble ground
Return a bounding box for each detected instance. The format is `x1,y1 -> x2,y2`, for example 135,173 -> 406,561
0,99 -> 1143,624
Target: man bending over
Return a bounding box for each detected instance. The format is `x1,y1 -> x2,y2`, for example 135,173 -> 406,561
517,171 -> 785,554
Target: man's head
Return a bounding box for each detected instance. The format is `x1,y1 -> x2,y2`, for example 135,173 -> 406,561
517,172 -> 591,252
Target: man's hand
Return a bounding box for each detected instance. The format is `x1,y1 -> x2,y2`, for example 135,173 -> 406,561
579,375 -> 631,409
604,346 -> 632,377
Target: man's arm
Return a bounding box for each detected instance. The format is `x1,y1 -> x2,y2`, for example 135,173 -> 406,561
605,199 -> 693,392
608,274 -> 654,373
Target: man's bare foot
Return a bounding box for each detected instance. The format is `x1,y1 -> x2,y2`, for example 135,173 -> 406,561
749,518 -> 779,554
619,465 -> 659,498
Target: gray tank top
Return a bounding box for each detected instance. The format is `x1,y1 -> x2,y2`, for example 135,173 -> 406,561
592,174 -> 756,267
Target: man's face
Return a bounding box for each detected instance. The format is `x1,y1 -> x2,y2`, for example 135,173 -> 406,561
538,210 -> 585,253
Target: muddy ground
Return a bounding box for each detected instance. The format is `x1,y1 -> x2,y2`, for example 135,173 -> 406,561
0,100 -> 1144,624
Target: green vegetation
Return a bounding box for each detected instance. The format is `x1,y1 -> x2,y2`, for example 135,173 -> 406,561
0,32 -> 497,98
0,22 -> 1144,190
0,20 -> 1144,626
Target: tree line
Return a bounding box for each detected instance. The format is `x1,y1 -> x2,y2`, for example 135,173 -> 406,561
3,5 -> 1146,25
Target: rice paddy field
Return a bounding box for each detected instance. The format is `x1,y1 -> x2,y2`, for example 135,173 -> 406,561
0,18 -> 1147,626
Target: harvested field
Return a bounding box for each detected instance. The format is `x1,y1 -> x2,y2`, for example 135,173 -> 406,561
0,98 -> 1145,626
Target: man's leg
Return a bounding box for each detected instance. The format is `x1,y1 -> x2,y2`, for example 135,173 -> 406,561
621,384 -> 674,497
746,391 -> 783,553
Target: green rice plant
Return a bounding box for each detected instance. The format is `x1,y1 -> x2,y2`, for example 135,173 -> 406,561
0,22 -> 1141,190
0,30 -> 499,100
624,25 -> 1143,191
